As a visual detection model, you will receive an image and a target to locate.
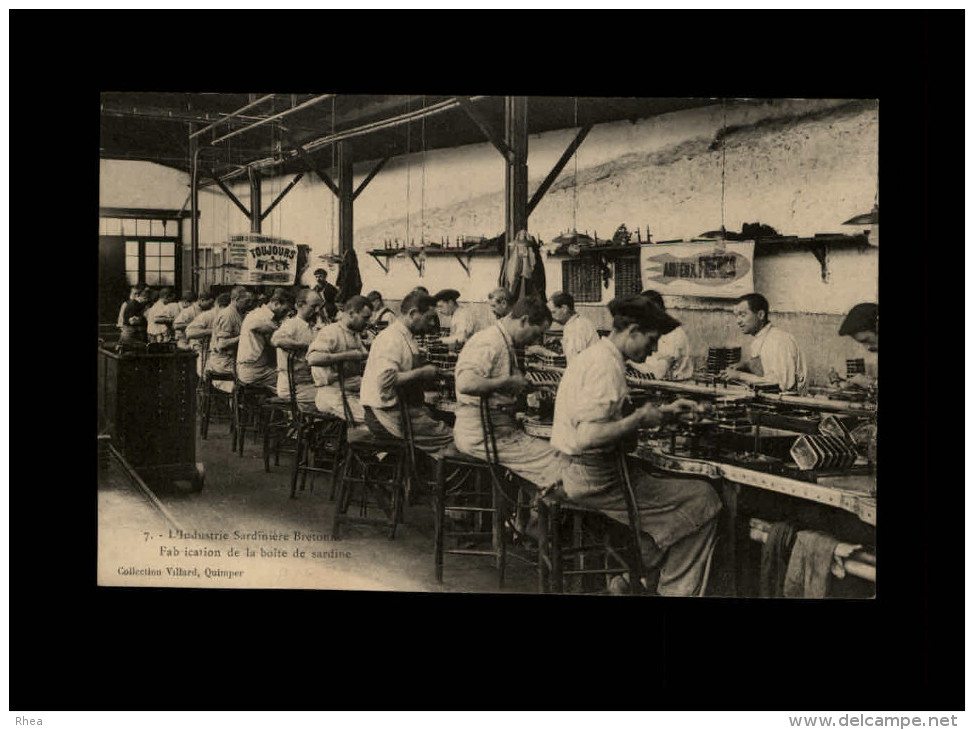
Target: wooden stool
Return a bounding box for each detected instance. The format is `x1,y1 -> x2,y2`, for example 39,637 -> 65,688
261,351 -> 305,473
538,451 -> 646,595
200,369 -> 235,443
231,378 -> 272,456
332,427 -> 410,539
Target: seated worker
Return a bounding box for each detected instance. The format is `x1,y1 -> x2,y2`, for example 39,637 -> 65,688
454,295 -> 568,493
186,292 -> 230,375
723,293 -> 807,394
307,294 -> 372,422
117,284 -> 145,330
173,290 -> 213,350
270,290 -> 323,405
313,268 -> 339,321
628,290 -> 693,381
366,290 -> 397,329
486,287 -> 514,324
237,288 -> 294,393
145,287 -> 180,342
206,286 -> 254,392
838,302 -> 878,389
546,291 -> 600,364
550,295 -> 723,597
434,289 -> 479,351
360,290 -> 453,454
118,287 -> 149,348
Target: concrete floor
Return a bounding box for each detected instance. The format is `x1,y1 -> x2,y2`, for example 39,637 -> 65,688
97,418 -> 540,594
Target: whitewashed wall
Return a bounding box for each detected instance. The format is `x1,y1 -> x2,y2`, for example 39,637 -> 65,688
101,97 -> 879,384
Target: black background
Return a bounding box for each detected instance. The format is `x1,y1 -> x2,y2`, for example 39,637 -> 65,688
8,9 -> 963,711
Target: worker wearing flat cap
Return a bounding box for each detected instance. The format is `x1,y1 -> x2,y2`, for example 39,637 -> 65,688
838,302 -> 878,390
434,288 -> 479,351
551,295 -> 722,596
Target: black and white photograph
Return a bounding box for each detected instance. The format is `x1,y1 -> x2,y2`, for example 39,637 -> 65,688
97,93 -> 879,600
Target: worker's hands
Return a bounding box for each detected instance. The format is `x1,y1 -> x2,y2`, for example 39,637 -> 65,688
633,402 -> 664,429
842,374 -> 875,390
418,364 -> 440,380
505,370 -> 530,394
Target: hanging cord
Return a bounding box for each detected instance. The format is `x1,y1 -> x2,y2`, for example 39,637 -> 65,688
720,98 -> 727,235
421,95 -> 426,246
572,96 -> 579,234
330,95 -> 337,255
405,97 -> 411,246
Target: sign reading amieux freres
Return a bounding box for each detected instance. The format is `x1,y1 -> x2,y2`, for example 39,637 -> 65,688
640,240 -> 755,298
226,234 -> 299,286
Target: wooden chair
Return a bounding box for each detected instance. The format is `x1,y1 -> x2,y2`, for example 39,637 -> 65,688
331,385 -> 414,540
231,376 -> 272,457
260,350 -> 302,473
433,399 -> 535,589
199,338 -> 236,444
538,450 -> 646,595
288,359 -> 347,499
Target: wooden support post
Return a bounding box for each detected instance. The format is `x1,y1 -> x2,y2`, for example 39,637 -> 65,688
248,167 -> 262,233
338,141 -> 354,257
503,96 -> 528,282
189,131 -> 200,293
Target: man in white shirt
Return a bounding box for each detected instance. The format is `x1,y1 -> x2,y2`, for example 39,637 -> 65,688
724,293 -> 807,394
454,295 -> 568,491
307,294 -> 372,422
550,295 -> 722,597
146,287 -> 181,342
628,290 -> 693,381
486,287 -> 514,324
434,289 -> 479,351
186,292 -> 230,376
206,286 -> 254,393
360,291 -> 453,454
237,288 -> 293,393
173,290 -> 213,351
117,284 -> 145,330
270,290 -> 323,405
548,291 -> 600,364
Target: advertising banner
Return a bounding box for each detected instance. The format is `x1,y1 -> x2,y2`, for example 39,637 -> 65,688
225,234 -> 298,285
640,240 -> 755,298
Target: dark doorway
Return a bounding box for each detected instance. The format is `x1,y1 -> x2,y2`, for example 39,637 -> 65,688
99,236 -> 127,325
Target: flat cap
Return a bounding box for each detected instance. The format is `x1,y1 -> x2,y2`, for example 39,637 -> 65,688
838,302 -> 878,336
433,288 -> 461,303
609,294 -> 680,335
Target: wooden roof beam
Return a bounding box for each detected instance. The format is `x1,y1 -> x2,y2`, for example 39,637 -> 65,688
457,96 -> 513,163
527,123 -> 593,216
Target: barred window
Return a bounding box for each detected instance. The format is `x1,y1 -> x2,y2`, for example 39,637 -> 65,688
614,256 -> 642,298
562,259 -> 601,303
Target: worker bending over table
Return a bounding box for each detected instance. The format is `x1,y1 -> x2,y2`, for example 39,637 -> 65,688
270,290 -> 323,406
186,292 -> 230,375
206,286 -> 254,392
454,295 -> 568,491
838,302 -> 878,389
173,290 -> 213,351
237,288 -> 293,394
307,294 -> 372,422
628,290 -> 693,381
486,287 -> 514,324
435,289 -> 480,351
546,291 -> 600,364
550,295 -> 722,597
723,293 -> 807,394
360,291 -> 454,455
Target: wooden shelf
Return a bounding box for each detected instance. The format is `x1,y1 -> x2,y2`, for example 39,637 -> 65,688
367,246 -> 500,276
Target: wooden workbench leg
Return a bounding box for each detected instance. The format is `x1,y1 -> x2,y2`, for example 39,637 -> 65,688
718,478 -> 741,597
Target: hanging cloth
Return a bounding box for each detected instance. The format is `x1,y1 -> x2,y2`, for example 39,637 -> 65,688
501,230 -> 546,304
335,248 -> 363,303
